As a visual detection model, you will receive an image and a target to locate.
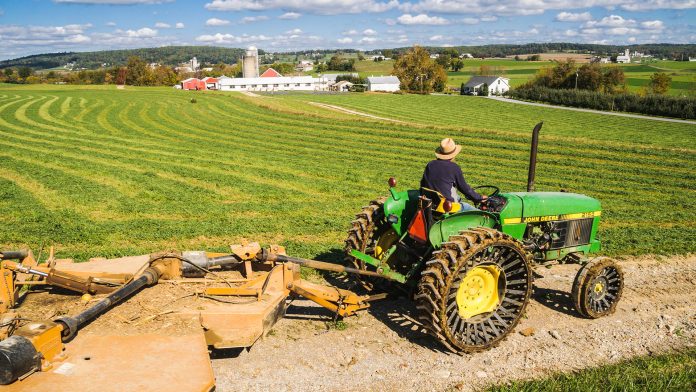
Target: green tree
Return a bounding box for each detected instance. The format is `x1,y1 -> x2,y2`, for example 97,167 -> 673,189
125,56 -> 150,86
602,67 -> 626,94
480,83 -> 489,96
18,66 -> 33,80
4,68 -> 13,78
460,82 -> 466,95
392,45 -> 448,94
357,53 -> 365,61
576,63 -> 603,91
451,59 -> 464,72
382,49 -> 393,58
647,72 -> 671,95
435,55 -> 451,70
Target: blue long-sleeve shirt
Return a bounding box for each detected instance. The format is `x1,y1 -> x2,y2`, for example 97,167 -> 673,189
420,159 -> 483,203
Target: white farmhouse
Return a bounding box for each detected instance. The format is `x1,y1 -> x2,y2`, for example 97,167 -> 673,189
616,49 -> 631,63
462,76 -> 510,96
367,76 -> 400,92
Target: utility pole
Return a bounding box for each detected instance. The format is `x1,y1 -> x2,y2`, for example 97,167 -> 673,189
575,72 -> 578,89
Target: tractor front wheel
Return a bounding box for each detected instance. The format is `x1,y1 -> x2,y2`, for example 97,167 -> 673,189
572,257 -> 623,319
416,228 -> 533,353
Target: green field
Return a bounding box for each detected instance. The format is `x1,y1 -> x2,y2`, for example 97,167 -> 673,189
0,84 -> 694,261
488,348 -> 696,392
352,59 -> 696,96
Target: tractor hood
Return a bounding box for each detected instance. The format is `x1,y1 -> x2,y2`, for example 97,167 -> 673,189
501,192 -> 601,223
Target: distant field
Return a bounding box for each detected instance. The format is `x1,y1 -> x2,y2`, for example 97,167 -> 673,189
0,84 -> 693,260
351,59 -> 695,95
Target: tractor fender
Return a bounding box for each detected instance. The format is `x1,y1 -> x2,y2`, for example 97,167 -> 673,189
428,211 -> 498,249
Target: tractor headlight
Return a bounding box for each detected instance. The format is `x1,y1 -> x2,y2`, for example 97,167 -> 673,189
387,214 -> 399,224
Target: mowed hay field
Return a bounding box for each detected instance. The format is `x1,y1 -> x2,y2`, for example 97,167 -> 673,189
0,84 -> 694,260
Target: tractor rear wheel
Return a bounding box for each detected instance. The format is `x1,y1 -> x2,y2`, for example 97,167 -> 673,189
344,197 -> 389,291
572,257 -> 623,319
416,228 -> 533,353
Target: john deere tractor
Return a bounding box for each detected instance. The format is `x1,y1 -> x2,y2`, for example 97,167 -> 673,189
345,123 -> 623,353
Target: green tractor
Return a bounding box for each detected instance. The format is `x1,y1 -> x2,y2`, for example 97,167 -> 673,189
345,123 -> 624,353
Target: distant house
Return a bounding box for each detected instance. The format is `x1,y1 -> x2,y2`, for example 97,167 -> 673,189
322,73 -> 359,84
295,60 -> 314,72
462,76 -> 510,96
616,49 -> 631,63
260,68 -> 282,78
330,80 -> 353,92
367,76 -> 400,92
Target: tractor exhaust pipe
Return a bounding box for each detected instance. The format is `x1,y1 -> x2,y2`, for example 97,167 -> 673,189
527,122 -> 543,192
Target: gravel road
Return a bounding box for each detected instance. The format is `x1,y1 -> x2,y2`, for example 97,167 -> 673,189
212,255 -> 696,392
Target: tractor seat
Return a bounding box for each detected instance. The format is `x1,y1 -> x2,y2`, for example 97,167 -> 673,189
420,187 -> 462,213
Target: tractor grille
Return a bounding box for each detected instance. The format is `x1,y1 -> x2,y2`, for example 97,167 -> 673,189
550,218 -> 594,249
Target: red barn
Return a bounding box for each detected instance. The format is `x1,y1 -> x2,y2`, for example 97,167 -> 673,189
181,78 -> 206,90
260,68 -> 282,78
201,77 -> 219,90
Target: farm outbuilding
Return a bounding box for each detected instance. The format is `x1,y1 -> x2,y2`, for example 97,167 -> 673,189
201,77 -> 219,90
367,76 -> 400,92
260,68 -> 282,78
181,78 -> 206,90
217,76 -> 329,92
462,76 -> 510,96
330,80 -> 353,92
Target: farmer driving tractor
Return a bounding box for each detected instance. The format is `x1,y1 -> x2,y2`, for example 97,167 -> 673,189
420,138 -> 487,212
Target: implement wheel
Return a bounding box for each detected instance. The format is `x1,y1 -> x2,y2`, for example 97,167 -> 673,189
416,228 -> 533,353
344,197 -> 389,291
572,257 -> 623,319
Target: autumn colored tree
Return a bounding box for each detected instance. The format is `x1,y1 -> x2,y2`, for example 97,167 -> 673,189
576,63 -> 603,91
647,72 -> 671,95
392,45 -> 448,93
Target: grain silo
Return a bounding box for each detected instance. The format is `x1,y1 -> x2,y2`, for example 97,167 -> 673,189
242,46 -> 259,78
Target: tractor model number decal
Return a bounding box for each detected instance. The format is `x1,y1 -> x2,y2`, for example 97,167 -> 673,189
503,211 -> 600,225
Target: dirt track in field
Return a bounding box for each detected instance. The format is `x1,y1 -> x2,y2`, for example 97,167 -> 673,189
211,255 -> 696,392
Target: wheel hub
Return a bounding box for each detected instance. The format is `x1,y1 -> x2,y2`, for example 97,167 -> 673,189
589,276 -> 608,300
456,265 -> 501,319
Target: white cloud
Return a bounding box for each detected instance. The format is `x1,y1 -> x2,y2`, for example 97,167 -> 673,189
241,15 -> 269,23
343,29 -> 359,35
175,22 -> 184,28
584,15 -> 635,28
397,13 -> 449,25
196,32 -> 273,44
154,22 -> 171,28
206,18 -> 230,26
286,28 -> 302,34
359,36 -> 377,44
54,0 -> 172,3
64,34 -> 91,43
337,37 -> 353,44
121,27 -> 158,38
627,36 -> 636,42
400,1 -> 696,16
205,0 -> 399,14
564,29 -> 578,37
429,34 -> 443,41
641,20 -> 664,30
555,12 -> 592,22
480,16 -> 498,22
363,28 -> 377,35
462,17 -> 479,24
279,12 -> 301,19
106,21 -> 117,26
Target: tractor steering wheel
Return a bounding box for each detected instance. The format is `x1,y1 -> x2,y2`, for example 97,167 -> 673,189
473,185 -> 500,209
473,185 -> 500,197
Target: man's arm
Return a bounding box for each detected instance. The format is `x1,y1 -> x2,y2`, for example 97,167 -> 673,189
453,165 -> 484,203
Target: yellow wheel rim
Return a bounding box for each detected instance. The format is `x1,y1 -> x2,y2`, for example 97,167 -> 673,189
456,265 -> 501,319
594,282 -> 604,294
375,228 -> 399,260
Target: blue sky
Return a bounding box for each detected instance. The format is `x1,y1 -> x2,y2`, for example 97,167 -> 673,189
0,1 -> 694,60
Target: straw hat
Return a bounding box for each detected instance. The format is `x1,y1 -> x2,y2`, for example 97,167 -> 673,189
435,138 -> 462,160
